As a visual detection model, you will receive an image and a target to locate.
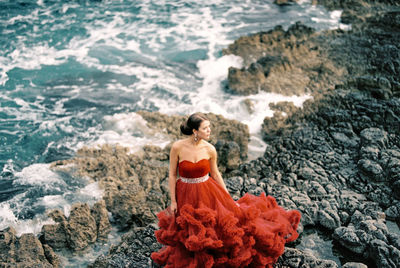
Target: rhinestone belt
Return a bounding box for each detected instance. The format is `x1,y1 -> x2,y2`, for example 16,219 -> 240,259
179,174 -> 209,184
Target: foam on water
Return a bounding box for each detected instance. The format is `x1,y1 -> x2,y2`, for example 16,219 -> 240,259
0,163 -> 103,236
91,112 -> 171,152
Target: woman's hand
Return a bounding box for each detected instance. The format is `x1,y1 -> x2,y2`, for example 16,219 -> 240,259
171,200 -> 177,214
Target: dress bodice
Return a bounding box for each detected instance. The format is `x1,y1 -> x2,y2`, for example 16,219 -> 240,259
178,158 -> 210,178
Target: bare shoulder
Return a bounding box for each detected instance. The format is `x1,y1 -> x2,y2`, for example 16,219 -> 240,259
203,140 -> 217,155
171,139 -> 187,151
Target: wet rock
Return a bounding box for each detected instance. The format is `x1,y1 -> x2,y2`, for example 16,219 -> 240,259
40,209 -> 69,250
269,101 -> 299,116
0,227 -> 56,267
91,200 -> 112,240
40,202 -> 111,252
89,225 -> 161,268
53,145 -> 168,227
274,0 -> 298,5
333,226 -> 367,254
357,159 -> 385,182
359,127 -> 388,148
224,22 -> 346,96
275,247 -> 338,267
385,202 -> 400,220
225,176 -> 244,200
243,99 -> 255,113
215,140 -> 241,172
42,244 -> 60,268
67,203 -> 97,251
369,239 -> 400,268
342,262 -> 368,268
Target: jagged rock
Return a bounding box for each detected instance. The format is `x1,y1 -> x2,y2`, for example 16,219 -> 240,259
243,99 -> 255,113
53,145 -> 168,227
89,225 -> 161,268
40,209 -> 69,250
62,3 -> 400,267
40,202 -> 111,252
0,227 -> 55,267
359,127 -> 388,148
342,262 -> 368,268
385,202 -> 400,220
224,22 -> 347,96
318,209 -> 341,230
91,200 -> 112,240
214,140 -> 241,172
357,159 -> 385,182
67,203 -> 97,251
274,0 -> 298,5
369,239 -> 400,268
42,244 -> 60,268
333,226 -> 367,254
41,221 -> 69,250
100,174 -> 148,227
355,75 -> 392,99
275,247 -> 338,267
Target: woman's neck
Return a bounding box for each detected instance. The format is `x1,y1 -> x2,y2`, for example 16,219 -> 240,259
189,137 -> 202,147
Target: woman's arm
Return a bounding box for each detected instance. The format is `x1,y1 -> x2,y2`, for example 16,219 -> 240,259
209,145 -> 229,194
169,142 -> 179,213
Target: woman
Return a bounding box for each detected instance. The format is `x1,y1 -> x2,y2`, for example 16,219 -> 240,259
151,113 -> 301,268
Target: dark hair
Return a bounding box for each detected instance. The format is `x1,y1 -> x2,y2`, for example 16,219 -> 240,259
180,112 -> 209,135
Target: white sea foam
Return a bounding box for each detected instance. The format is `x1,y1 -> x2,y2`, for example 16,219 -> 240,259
79,182 -> 103,201
13,163 -> 66,187
1,163 -> 104,235
0,203 -> 17,228
197,54 -> 243,89
90,112 -> 171,152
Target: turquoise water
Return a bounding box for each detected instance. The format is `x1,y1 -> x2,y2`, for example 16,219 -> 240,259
0,0 -> 346,265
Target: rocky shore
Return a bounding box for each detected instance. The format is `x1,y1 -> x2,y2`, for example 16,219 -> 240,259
1,0 -> 400,267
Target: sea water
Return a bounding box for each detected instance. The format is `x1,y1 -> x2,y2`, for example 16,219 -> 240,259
0,0 -> 348,266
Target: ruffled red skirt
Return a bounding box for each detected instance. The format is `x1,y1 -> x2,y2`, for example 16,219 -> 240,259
151,176 -> 301,268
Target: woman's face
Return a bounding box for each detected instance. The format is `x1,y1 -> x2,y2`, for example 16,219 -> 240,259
195,120 -> 211,140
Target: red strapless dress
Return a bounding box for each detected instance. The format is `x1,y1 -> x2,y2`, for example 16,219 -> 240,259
151,159 -> 301,268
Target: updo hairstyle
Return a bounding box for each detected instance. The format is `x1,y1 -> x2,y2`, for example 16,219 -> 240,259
180,113 -> 209,135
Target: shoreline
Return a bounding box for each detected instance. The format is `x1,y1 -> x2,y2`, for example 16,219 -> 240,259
1,0 -> 400,267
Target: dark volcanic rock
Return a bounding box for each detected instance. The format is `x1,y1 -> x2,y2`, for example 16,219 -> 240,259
275,247 -> 338,267
92,226 -> 333,268
89,225 -> 161,268
222,2 -> 400,266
